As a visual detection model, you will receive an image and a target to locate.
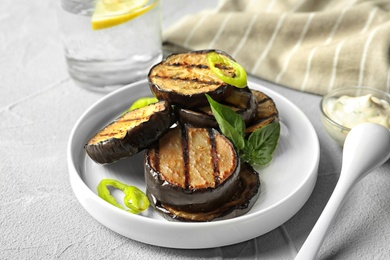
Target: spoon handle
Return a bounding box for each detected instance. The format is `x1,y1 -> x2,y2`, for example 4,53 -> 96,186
294,175 -> 354,260
295,123 -> 390,260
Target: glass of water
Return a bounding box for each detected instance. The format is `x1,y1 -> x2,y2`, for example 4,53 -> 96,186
57,0 -> 162,92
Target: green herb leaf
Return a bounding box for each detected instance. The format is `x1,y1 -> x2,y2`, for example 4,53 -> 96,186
206,94 -> 280,167
247,122 -> 280,165
206,94 -> 245,150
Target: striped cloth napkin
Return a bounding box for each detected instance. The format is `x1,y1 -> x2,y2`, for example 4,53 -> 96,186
163,0 -> 390,95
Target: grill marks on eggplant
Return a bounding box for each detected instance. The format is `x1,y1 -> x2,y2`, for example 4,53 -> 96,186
150,127 -> 186,187
84,49 -> 279,221
208,128 -> 221,186
150,65 -> 224,94
150,54 -> 224,94
84,101 -> 175,164
153,62 -> 232,86
246,90 -> 279,135
89,110 -> 159,144
152,74 -> 221,87
153,162 -> 261,222
148,125 -> 237,190
169,62 -> 208,69
180,126 -> 191,189
148,50 -> 236,108
155,61 -> 217,86
187,126 -> 234,189
145,124 -> 244,219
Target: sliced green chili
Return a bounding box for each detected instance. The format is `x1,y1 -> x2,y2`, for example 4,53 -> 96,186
123,186 -> 150,213
97,178 -> 149,214
129,97 -> 158,111
206,52 -> 247,88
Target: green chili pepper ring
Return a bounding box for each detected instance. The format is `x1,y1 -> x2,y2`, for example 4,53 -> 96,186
121,96 -> 159,115
128,97 -> 158,111
97,178 -> 150,214
206,52 -> 248,88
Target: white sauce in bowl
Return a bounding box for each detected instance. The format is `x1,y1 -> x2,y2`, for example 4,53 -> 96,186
325,94 -> 390,129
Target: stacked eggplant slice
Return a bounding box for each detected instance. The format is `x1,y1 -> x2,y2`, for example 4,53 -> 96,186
84,49 -> 279,221
85,100 -> 176,164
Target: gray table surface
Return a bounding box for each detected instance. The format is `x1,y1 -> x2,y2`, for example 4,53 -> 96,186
1,1 -> 390,259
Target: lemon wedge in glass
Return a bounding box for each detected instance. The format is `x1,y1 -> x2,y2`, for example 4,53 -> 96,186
92,0 -> 157,30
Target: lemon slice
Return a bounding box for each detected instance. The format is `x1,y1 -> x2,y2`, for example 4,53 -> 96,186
92,0 -> 156,30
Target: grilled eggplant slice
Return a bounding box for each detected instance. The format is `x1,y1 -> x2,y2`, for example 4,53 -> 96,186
155,163 -> 260,222
85,101 -> 176,164
145,124 -> 240,214
176,87 -> 258,128
246,90 -> 279,135
148,50 -> 237,108
145,124 -> 260,221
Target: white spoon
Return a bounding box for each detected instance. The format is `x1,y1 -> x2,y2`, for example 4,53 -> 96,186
295,123 -> 390,260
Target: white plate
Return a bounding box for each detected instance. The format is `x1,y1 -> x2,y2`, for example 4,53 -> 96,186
67,80 -> 319,249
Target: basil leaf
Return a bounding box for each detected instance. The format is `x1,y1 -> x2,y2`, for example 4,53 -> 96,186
206,94 -> 280,166
220,121 -> 246,150
247,122 -> 280,165
240,140 -> 253,163
206,94 -> 245,150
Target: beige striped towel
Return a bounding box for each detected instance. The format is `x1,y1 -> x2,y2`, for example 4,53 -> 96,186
163,0 -> 390,95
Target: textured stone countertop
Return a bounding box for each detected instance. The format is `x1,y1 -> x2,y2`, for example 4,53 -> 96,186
1,1 -> 389,259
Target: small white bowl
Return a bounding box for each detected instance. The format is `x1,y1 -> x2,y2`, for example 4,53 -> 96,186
320,86 -> 390,146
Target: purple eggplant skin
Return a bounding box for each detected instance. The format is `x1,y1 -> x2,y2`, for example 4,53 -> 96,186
84,101 -> 176,164
144,150 -> 241,214
148,49 -> 237,109
175,107 -> 219,128
175,87 -> 258,128
149,81 -> 232,109
224,87 -> 258,124
144,125 -> 241,214
148,162 -> 261,222
245,89 -> 279,135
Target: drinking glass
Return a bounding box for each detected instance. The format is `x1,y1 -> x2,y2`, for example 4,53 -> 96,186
57,0 -> 162,92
